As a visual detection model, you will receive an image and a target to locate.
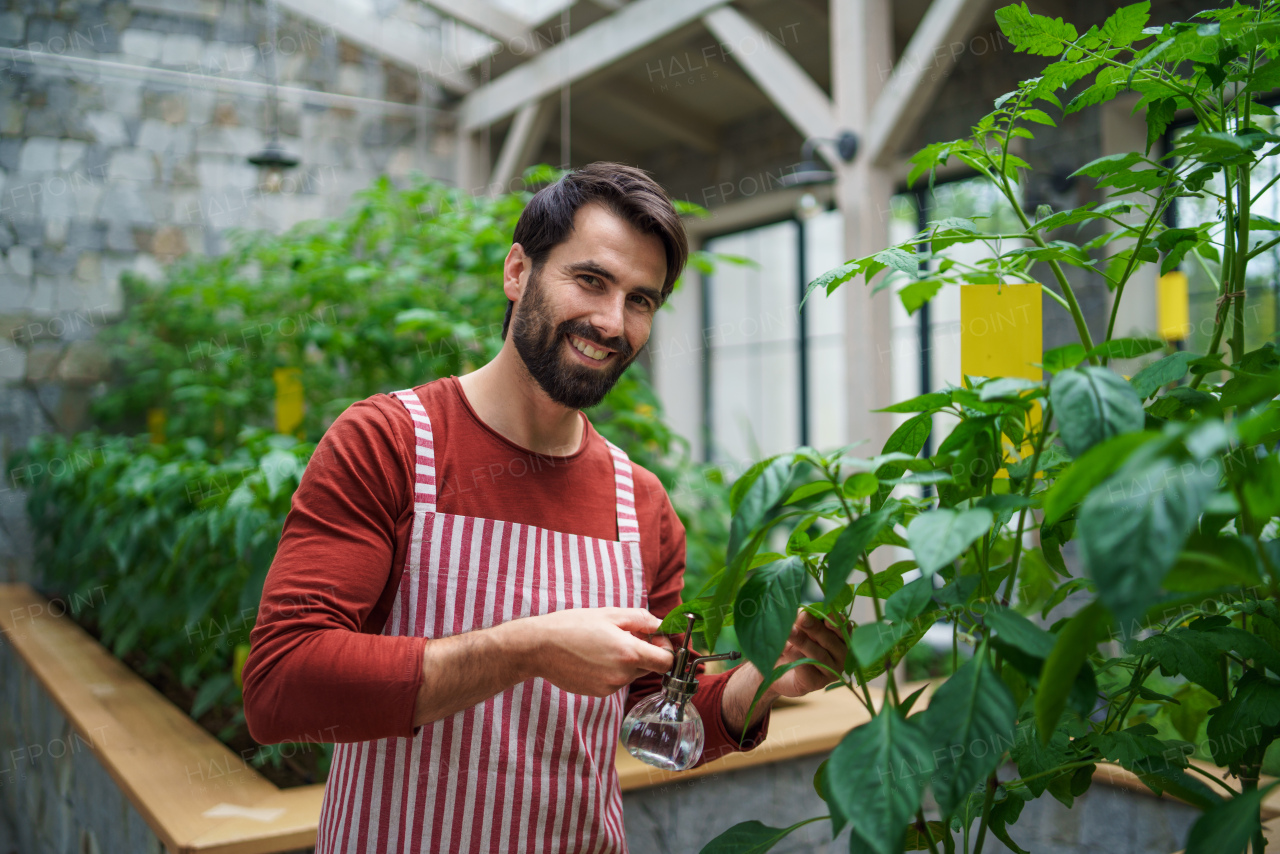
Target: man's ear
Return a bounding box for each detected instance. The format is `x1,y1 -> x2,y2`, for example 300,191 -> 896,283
503,244 -> 530,302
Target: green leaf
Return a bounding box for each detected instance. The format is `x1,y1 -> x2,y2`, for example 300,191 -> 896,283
996,2 -> 1080,56
1184,780 -> 1280,854
1036,601 -> 1105,740
1133,630 -> 1228,699
850,621 -> 915,668
886,577 -> 934,623
804,260 -> 860,306
872,413 -> 933,511
728,455 -> 794,563
1129,351 -> 1198,399
876,392 -> 951,413
1050,366 -> 1146,457
1011,720 -> 1071,797
785,481 -> 834,505
698,818 -> 825,854
906,507 -> 994,576
1205,671 -> 1280,767
825,708 -> 934,854
1084,337 -> 1164,361
1169,683 -> 1217,743
900,280 -> 942,315
825,507 -> 894,605
986,606 -> 1056,659
919,648 -> 1018,818
191,672 -> 234,719
1098,1 -> 1149,45
844,472 -> 879,499
1042,343 -> 1087,373
1042,431 -> 1158,525
735,557 -> 807,677
1078,456 -> 1217,623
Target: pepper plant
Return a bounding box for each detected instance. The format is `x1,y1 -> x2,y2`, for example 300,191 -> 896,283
677,3 -> 1280,852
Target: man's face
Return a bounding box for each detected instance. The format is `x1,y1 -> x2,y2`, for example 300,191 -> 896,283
508,203 -> 667,410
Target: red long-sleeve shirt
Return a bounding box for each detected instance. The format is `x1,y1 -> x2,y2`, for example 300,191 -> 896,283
241,375 -> 770,769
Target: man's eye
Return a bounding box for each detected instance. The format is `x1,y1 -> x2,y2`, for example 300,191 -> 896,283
581,275 -> 601,287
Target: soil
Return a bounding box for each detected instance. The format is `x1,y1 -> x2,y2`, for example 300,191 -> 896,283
72,613 -> 323,790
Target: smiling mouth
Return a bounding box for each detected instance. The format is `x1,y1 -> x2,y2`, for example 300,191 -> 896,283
567,333 -> 613,362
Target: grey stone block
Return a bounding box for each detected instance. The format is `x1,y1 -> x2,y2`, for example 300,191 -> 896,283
17,139 -> 59,175
31,247 -> 75,277
118,27 -> 162,60
7,247 -> 32,279
64,222 -> 104,253
96,181 -> 154,225
105,149 -> 155,184
0,139 -> 22,173
0,12 -> 24,46
21,17 -> 67,53
81,113 -> 127,148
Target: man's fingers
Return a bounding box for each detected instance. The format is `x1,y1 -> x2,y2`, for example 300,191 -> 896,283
611,607 -> 664,634
634,640 -> 675,673
799,619 -> 847,661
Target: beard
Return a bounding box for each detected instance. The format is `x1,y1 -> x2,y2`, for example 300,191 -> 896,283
510,267 -> 638,410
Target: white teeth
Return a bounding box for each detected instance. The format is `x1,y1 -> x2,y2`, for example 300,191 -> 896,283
570,336 -> 608,360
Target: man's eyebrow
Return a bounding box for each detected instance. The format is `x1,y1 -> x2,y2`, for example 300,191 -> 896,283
564,261 -> 617,282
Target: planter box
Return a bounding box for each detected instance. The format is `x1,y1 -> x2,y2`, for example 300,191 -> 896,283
0,583 -> 1269,854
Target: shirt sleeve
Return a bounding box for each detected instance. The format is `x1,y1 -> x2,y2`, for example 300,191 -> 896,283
241,398 -> 428,745
623,490 -> 771,768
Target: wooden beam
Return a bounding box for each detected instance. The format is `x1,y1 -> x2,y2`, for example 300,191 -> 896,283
832,0 -> 896,473
459,0 -> 729,131
490,97 -> 555,191
274,0 -> 474,94
595,83 -> 719,154
863,0 -> 992,166
421,0 -> 539,52
701,6 -> 835,143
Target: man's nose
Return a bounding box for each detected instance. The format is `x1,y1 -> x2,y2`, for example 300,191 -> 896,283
590,290 -> 627,342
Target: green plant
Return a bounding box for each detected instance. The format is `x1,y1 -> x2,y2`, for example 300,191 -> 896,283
688,4 -> 1280,852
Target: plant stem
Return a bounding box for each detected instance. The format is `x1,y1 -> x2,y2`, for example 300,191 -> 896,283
999,172 -> 1099,360
1102,192 -> 1177,352
917,809 -> 944,854
1183,761 -> 1243,796
1000,402 -> 1053,607
970,774 -> 999,854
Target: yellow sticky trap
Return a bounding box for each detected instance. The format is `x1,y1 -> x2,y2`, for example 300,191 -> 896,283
960,283 -> 1043,478
233,643 -> 250,689
273,367 -> 305,438
147,408 -> 165,445
1158,271 -> 1190,342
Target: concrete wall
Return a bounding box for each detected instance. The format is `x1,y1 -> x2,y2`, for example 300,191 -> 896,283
0,0 -> 452,586
623,752 -> 1201,854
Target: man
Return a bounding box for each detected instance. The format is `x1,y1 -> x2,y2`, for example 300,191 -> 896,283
242,163 -> 847,853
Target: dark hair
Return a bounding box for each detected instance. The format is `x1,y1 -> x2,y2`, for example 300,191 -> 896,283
502,162 -> 688,339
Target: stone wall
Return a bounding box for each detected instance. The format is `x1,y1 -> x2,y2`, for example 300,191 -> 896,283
0,0 -> 452,585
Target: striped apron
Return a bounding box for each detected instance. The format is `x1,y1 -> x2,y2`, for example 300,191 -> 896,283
316,387 -> 646,854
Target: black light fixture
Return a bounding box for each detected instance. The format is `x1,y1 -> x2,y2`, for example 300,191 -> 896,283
781,130 -> 860,188
246,0 -> 300,192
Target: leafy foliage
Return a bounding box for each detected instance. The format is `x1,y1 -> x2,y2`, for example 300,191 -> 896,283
705,3 -> 1280,852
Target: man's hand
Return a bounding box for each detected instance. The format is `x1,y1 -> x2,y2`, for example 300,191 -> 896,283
530,607 -> 675,697
764,609 -> 849,699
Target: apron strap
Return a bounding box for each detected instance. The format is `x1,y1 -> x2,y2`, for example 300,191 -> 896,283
390,388 -> 437,514
604,439 -> 641,544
